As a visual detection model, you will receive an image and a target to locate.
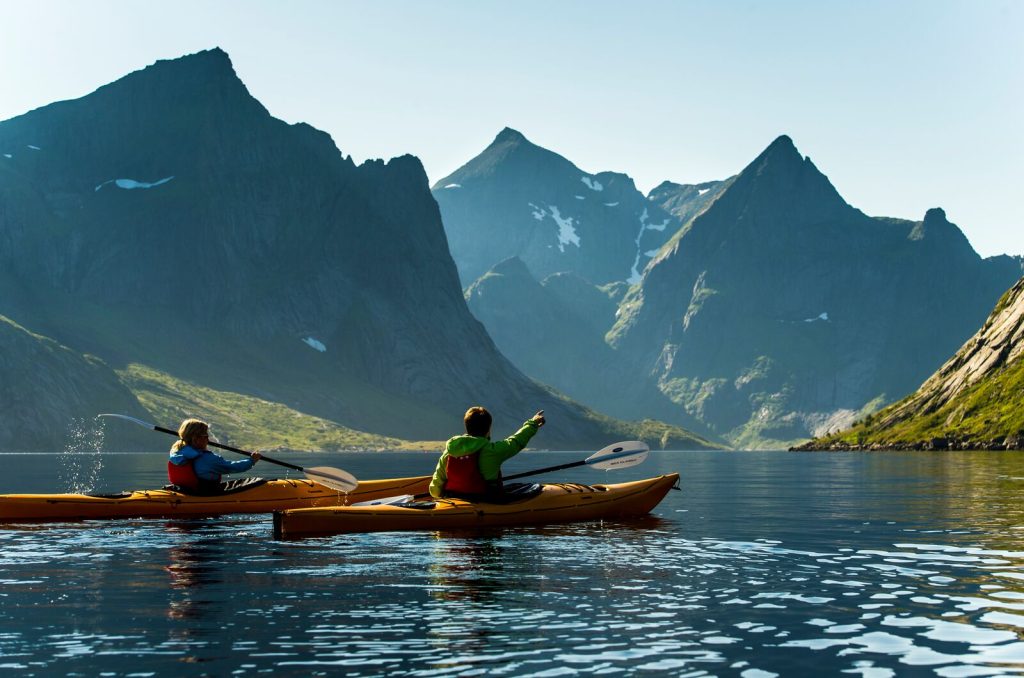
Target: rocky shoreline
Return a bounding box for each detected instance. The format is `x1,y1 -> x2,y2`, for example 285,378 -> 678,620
791,435 -> 1024,451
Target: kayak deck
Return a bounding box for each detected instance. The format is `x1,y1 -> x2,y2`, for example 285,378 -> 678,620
0,475 -> 431,522
273,473 -> 679,538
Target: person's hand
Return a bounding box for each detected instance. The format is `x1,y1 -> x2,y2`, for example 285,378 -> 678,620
531,410 -> 546,427
251,451 -> 262,462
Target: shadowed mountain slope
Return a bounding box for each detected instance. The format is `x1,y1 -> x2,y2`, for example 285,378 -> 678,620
610,135 -> 1022,448
0,315 -> 152,452
464,257 -> 715,445
432,128 -> 679,287
0,48 -> 699,450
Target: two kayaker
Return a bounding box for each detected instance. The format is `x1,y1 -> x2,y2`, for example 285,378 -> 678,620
429,407 -> 545,500
167,418 -> 262,494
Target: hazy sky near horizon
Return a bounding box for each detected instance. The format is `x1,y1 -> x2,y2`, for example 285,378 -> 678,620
2,0 -> 1021,255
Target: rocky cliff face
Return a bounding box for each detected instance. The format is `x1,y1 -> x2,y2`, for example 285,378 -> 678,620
432,128 -> 679,287
0,48 -> 680,449
795,276 -> 1024,450
648,178 -> 733,227
610,136 -> 1023,447
464,257 -> 712,443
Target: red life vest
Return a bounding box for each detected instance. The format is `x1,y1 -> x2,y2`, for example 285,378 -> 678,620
167,459 -> 201,490
444,451 -> 487,495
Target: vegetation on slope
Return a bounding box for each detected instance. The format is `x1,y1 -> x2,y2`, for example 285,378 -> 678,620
119,364 -> 721,452
118,364 -> 437,452
797,277 -> 1024,451
802,357 -> 1024,450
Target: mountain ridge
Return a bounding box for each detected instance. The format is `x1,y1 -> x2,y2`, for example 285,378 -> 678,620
432,127 -> 680,286
0,48 -> 708,451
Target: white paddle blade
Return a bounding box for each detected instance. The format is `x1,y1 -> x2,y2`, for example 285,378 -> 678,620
585,441 -> 650,470
304,466 -> 358,493
97,413 -> 156,429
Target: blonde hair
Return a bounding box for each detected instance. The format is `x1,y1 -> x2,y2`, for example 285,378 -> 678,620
170,418 -> 209,453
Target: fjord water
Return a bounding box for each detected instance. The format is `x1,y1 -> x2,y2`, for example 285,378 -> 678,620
3,451 -> 1024,676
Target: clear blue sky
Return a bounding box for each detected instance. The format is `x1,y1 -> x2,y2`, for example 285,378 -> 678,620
2,0 -> 1021,255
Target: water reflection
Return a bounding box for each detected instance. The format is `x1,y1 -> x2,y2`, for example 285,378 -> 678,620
5,451 -> 1024,675
165,525 -> 226,623
426,534 -> 507,604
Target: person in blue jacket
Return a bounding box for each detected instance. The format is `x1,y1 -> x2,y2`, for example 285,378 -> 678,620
167,418 -> 262,494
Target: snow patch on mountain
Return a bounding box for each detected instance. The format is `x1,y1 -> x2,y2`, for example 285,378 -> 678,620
548,205 -> 580,252
627,209 -> 652,284
302,337 -> 327,352
604,202 -> 619,207
528,202 -> 546,221
27,145 -> 40,150
95,176 -> 175,192
442,183 -> 462,189
646,217 -> 670,232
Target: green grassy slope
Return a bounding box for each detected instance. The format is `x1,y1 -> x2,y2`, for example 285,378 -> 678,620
117,364 -> 436,452
797,278 -> 1024,450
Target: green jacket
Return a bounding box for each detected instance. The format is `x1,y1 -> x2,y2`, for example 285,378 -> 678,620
429,419 -> 541,498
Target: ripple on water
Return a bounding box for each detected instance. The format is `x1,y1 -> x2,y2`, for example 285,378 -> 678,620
6,451 -> 1024,675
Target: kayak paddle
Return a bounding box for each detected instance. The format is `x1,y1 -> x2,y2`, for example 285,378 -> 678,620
503,440 -> 650,481
98,413 -> 358,493
373,440 -> 652,504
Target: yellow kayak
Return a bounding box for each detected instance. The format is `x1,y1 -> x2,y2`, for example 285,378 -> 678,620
0,475 -> 431,522
273,473 -> 679,538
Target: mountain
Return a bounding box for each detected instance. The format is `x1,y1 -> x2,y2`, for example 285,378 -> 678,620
0,48 -> 700,450
432,128 -> 679,287
464,257 -> 714,444
795,276 -> 1024,450
609,135 -> 1023,448
0,315 -> 152,452
648,178 -> 733,226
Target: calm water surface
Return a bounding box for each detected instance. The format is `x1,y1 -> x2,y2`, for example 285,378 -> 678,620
2,449 -> 1024,676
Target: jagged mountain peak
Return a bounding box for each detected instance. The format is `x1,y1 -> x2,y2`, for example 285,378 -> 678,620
765,133 -> 798,153
691,134 -> 856,229
748,134 -> 813,176
432,127 -> 576,190
923,207 -> 948,224
0,47 -> 271,161
908,207 -> 978,259
433,126 -> 681,287
91,47 -> 256,107
649,180 -> 682,197
494,127 -> 529,144
483,126 -> 542,158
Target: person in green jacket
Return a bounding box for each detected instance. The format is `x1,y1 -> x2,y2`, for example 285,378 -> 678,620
429,406 -> 545,499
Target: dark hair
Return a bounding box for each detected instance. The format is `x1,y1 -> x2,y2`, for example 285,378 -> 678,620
464,406 -> 492,437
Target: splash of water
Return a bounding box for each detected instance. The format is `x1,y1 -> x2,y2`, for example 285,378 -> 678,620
57,417 -> 107,494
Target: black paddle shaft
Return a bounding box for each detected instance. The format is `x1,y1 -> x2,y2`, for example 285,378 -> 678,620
154,425 -> 305,473
503,459 -> 587,481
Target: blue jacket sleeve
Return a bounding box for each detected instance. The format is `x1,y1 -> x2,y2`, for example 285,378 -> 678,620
192,451 -> 256,480
205,453 -> 257,475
